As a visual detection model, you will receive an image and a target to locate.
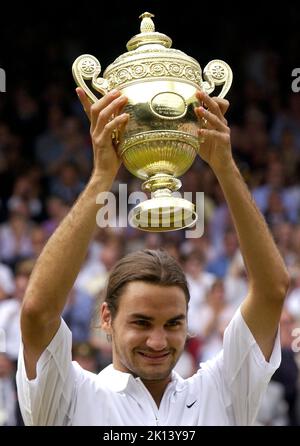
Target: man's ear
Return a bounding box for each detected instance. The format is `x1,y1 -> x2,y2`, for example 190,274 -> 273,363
101,302 -> 112,334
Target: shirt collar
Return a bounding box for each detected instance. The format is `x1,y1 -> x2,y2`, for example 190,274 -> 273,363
98,364 -> 187,393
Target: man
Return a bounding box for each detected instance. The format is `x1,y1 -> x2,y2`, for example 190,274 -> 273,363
16,88 -> 290,425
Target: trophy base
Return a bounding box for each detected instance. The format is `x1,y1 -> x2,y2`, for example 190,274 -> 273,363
129,189 -> 197,232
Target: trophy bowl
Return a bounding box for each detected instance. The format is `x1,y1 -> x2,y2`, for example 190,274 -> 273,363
72,12 -> 232,231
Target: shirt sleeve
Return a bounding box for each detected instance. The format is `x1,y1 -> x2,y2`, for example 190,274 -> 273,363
16,319 -> 76,426
200,307 -> 281,425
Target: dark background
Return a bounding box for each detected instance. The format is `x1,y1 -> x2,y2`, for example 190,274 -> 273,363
1,1 -> 299,106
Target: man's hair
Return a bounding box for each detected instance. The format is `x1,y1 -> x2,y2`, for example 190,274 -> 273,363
104,249 -> 190,319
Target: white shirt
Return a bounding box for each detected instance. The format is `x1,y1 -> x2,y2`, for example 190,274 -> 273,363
16,308 -> 281,426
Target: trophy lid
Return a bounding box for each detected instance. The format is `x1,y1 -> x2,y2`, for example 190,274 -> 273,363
126,12 -> 172,51
103,11 -> 202,91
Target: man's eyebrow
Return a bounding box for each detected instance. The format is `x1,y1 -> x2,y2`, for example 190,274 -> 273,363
129,314 -> 154,321
128,314 -> 186,322
167,314 -> 186,322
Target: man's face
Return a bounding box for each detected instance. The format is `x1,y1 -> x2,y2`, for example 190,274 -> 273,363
102,282 -> 187,384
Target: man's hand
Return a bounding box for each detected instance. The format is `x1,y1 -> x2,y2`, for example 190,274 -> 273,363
195,91 -> 231,172
76,87 -> 129,182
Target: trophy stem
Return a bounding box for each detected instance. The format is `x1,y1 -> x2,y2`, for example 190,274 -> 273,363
142,174 -> 182,193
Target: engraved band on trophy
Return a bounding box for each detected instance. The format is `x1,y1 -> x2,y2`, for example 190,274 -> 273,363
72,12 -> 232,232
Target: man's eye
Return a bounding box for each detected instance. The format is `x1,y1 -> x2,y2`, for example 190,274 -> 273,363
166,321 -> 181,328
134,320 -> 150,327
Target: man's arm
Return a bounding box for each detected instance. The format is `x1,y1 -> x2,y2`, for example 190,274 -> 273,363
21,88 -> 128,379
195,92 -> 290,361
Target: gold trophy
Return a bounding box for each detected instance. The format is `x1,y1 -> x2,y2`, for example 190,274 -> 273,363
72,12 -> 232,231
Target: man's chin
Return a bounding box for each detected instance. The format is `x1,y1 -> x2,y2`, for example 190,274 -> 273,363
134,364 -> 173,382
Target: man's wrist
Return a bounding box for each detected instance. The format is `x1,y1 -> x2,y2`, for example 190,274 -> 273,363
212,158 -> 238,178
89,171 -> 116,191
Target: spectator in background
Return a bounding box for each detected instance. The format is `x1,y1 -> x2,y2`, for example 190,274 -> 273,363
224,249 -> 248,309
50,161 -> 85,204
194,279 -> 234,362
252,161 -> 286,212
271,94 -> 300,153
75,234 -> 124,298
0,263 -> 15,301
0,259 -> 35,426
0,259 -> 35,361
62,288 -> 94,344
0,205 -> 33,269
182,251 -> 216,335
273,222 -> 298,268
272,308 -> 300,425
264,190 -> 290,228
7,174 -> 43,221
72,342 -> 100,374
34,105 -> 65,176
206,229 -> 238,278
0,353 -> 17,426
208,182 -> 232,255
42,195 -> 70,238
30,225 -> 48,259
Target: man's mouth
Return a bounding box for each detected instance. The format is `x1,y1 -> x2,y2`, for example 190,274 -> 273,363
137,351 -> 171,362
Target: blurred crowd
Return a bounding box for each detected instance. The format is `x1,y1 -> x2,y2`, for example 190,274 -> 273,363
1,8 -> 300,426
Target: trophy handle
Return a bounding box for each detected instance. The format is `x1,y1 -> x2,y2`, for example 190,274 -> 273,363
202,60 -> 232,99
72,54 -> 109,102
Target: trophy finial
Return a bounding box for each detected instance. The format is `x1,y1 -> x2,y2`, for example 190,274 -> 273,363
126,12 -> 172,51
139,12 -> 155,33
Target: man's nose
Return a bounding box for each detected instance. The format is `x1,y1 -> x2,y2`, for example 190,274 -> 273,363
146,328 -> 168,351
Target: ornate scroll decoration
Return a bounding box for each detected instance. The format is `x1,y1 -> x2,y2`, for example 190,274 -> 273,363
202,60 -> 233,98
72,54 -> 108,102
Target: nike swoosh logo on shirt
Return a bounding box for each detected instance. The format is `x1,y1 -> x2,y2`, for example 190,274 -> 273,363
186,400 -> 197,409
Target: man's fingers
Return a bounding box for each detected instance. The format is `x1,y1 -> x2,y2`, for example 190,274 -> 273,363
76,88 -> 92,121
197,128 -> 231,145
90,89 -> 122,130
115,97 -> 128,118
211,97 -> 230,117
195,106 -> 229,133
95,95 -> 128,132
196,91 -> 230,122
100,113 -> 129,143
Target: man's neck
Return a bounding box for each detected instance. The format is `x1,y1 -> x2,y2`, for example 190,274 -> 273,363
141,376 -> 172,408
